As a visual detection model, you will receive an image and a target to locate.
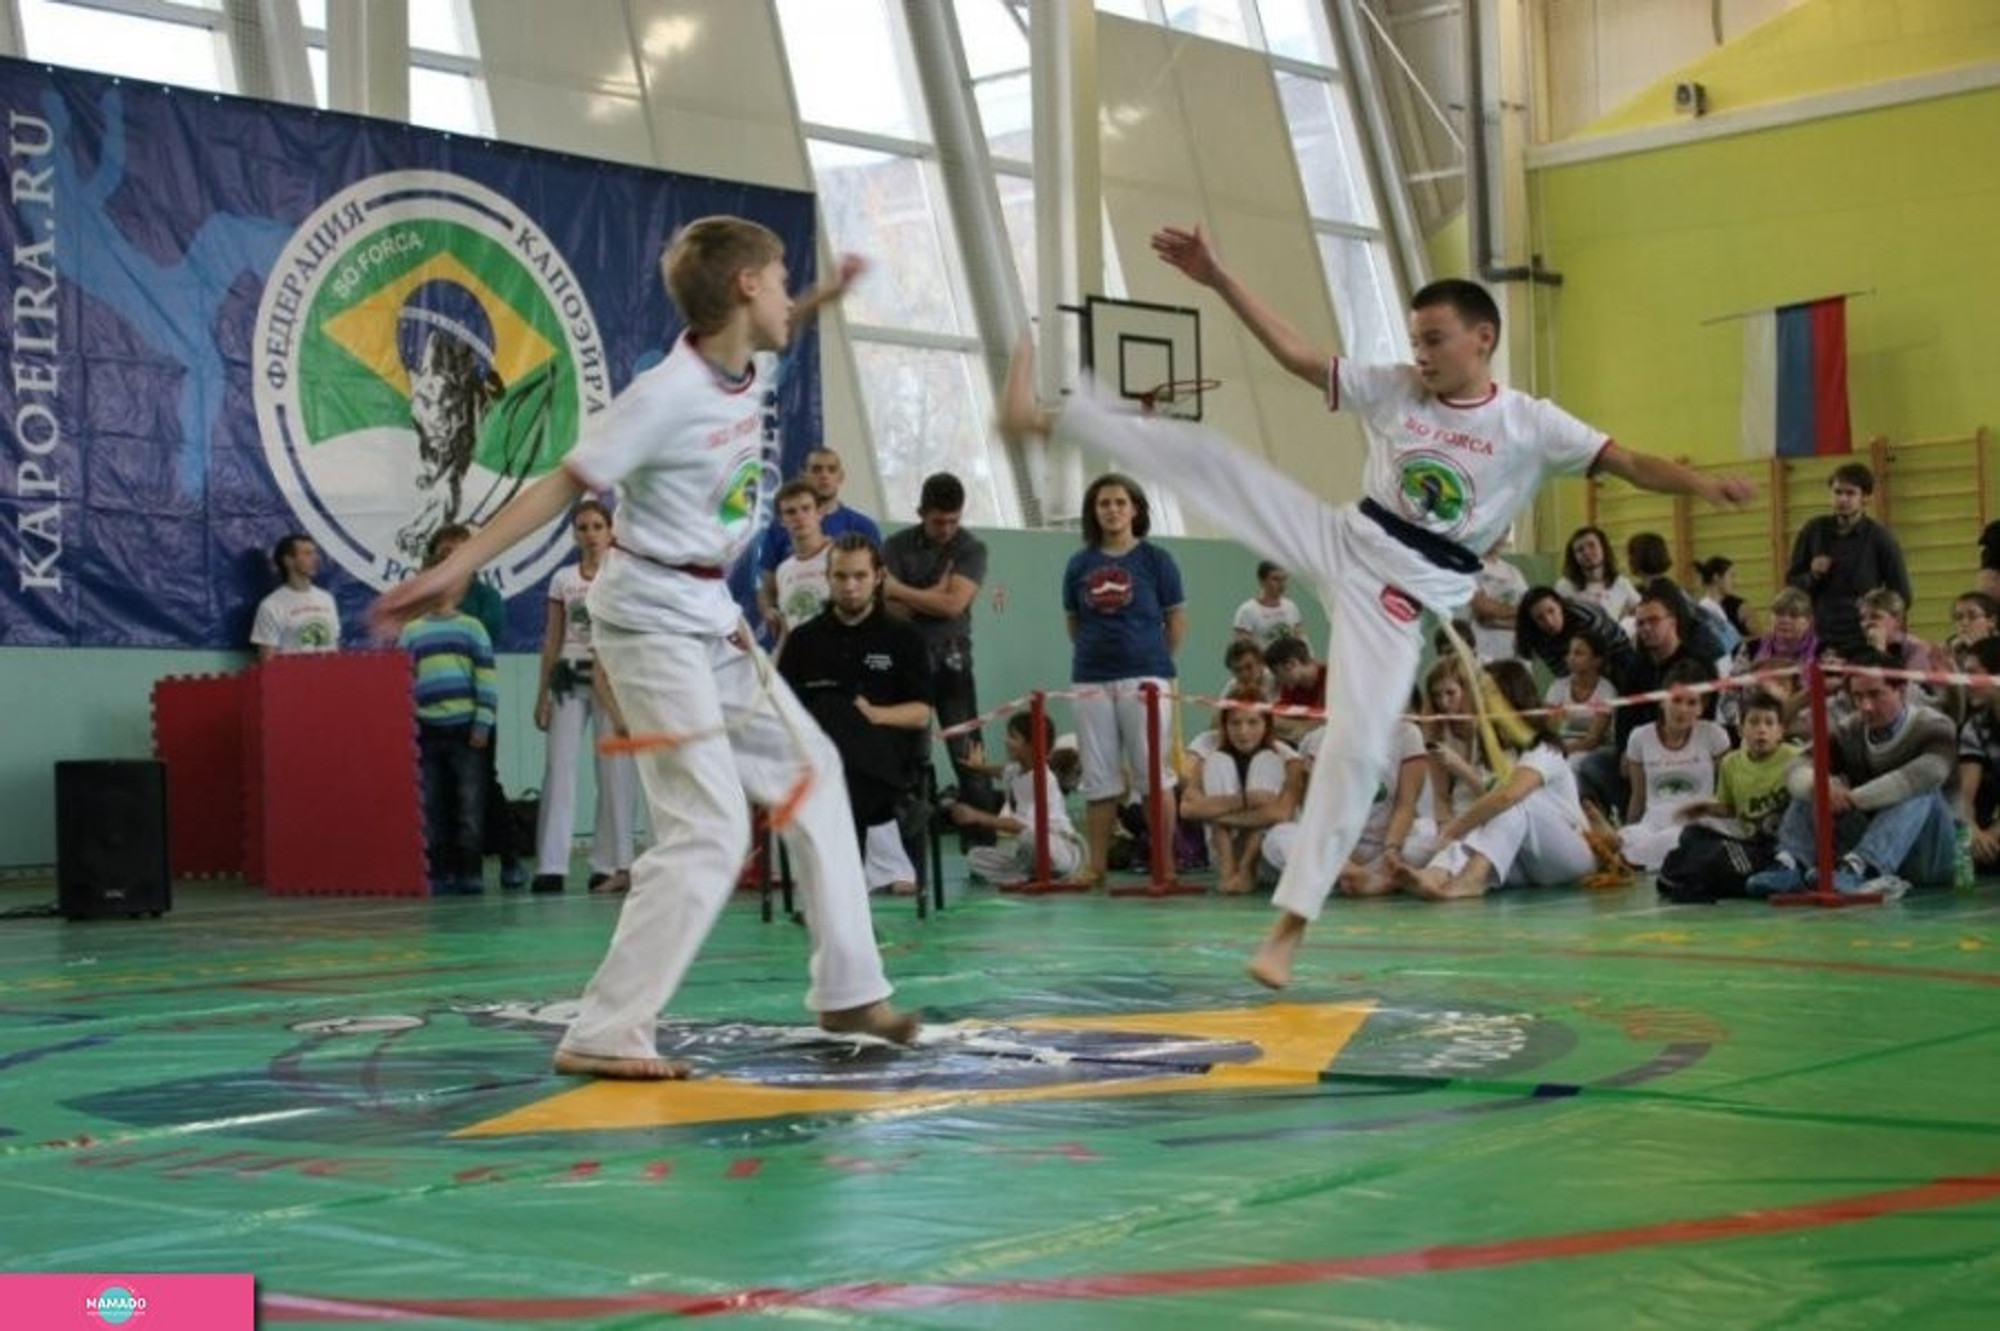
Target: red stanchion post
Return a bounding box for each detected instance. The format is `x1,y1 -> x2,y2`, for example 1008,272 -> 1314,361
1110,681 -> 1203,897
1773,659 -> 1882,908
1002,690 -> 1091,895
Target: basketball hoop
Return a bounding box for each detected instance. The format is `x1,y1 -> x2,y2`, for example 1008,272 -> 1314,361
1135,377 -> 1222,418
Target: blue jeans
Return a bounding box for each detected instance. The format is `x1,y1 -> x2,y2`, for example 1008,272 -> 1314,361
419,725 -> 487,883
1774,789 -> 1957,885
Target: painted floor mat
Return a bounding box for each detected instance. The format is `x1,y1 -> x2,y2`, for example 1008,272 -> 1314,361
2,876 -> 1996,1328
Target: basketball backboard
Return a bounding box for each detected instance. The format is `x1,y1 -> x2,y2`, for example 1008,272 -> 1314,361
1081,295 -> 1206,421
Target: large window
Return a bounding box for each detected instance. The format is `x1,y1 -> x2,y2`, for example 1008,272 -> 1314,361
298,0 -> 491,136
1094,0 -> 1406,366
16,0 -> 233,91
776,0 -> 1019,528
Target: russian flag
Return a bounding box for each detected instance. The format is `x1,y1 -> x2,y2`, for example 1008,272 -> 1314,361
1740,296 -> 1851,458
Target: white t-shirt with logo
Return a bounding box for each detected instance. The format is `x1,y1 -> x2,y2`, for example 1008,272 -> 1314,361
1624,719 -> 1731,828
567,334 -> 779,636
774,542 -> 832,632
1330,360 -> 1609,610
251,584 -> 340,654
1232,596 -> 1303,648
546,564 -> 596,660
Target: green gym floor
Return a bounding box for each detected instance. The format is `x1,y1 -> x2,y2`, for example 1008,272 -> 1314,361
2,869 -> 1996,1329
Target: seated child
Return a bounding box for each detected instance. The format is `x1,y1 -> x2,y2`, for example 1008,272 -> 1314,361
1178,691 -> 1301,894
948,710 -> 1086,885
1618,658 -> 1731,871
1674,689 -> 1800,840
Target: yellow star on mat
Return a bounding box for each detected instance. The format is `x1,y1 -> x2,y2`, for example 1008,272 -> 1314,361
458,1001 -> 1374,1137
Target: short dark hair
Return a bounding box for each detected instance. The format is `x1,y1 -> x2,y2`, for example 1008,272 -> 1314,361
1224,639 -> 1264,668
775,478 -> 819,509
1661,657 -> 1712,692
1080,472 -> 1151,546
1830,461 -> 1875,494
1411,278 -> 1501,342
918,472 -> 965,514
1954,590 -> 1998,620
424,522 -> 473,563
1006,707 -> 1054,753
828,532 -> 881,568
1255,560 -> 1283,581
271,533 -> 312,574
1842,644 -> 1895,674
1263,637 -> 1312,670
1626,531 -> 1672,579
1971,637 -> 2000,673
1739,689 -> 1785,723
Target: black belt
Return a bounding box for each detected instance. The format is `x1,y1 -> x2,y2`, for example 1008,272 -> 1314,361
1358,497 -> 1482,575
611,537 -> 724,579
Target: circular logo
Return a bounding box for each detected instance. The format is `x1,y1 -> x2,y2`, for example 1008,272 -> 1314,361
1394,451 -> 1474,536
253,171 -> 609,593
86,1285 -> 145,1325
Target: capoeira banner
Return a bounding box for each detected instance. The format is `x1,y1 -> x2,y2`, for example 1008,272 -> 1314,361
0,58 -> 820,648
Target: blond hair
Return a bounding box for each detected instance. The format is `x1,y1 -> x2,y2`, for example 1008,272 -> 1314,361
660,216 -> 783,335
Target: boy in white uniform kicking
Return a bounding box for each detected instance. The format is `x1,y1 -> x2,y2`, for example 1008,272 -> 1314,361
373,216 -> 917,1079
1001,224 -> 1753,989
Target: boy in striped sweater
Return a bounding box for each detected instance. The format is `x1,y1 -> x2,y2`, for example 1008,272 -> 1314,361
398,574 -> 498,895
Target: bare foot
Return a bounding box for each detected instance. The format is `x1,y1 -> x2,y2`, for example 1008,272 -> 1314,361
888,880 -> 919,897
552,1049 -> 690,1080
1247,912 -> 1308,989
819,1000 -> 922,1045
1389,859 -> 1435,895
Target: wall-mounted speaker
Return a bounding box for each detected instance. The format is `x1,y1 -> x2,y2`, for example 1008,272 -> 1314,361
1673,81 -> 1708,116
56,760 -> 171,920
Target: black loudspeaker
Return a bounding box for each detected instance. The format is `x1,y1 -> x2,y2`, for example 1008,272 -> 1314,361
56,760 -> 171,920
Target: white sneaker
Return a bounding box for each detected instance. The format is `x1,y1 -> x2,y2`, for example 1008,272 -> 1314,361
1862,874 -> 1911,902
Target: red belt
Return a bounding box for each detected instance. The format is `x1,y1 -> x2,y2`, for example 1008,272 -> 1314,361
612,538 -> 725,580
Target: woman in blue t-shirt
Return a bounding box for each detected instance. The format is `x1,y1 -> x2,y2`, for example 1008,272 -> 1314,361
1063,473 -> 1187,884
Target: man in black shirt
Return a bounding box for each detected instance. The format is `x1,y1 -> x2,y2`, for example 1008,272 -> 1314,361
780,535 -> 934,892
1785,462 -> 1912,655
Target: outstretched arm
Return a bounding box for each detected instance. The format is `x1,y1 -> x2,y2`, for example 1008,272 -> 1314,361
1594,443 -> 1756,510
1151,225 -> 1328,388
370,466 -> 587,638
787,254 -> 865,344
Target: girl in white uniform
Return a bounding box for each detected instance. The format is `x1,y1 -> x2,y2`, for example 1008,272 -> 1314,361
950,710 -> 1086,885
531,499 -> 639,893
1001,229 -> 1753,987
1395,660 -> 1597,898
373,217 -> 916,1079
1178,693 -> 1300,894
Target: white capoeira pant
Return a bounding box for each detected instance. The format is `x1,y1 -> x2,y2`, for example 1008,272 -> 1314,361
1055,392 -> 1479,922
1428,793 -> 1596,888
864,820 -> 918,890
559,623 -> 893,1062
535,666 -> 639,876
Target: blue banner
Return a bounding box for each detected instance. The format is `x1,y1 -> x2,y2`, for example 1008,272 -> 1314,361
0,59 -> 821,649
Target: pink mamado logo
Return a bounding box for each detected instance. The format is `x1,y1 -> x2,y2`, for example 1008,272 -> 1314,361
85,1282 -> 146,1324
